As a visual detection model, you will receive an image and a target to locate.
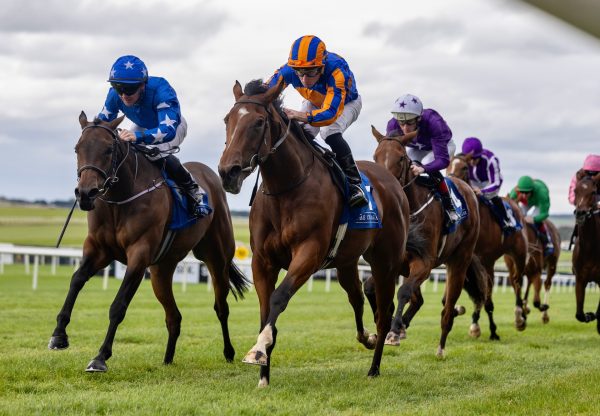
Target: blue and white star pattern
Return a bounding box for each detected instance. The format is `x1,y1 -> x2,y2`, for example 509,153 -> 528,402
97,76 -> 182,145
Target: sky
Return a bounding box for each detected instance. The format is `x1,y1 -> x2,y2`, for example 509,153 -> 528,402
1,0 -> 598,214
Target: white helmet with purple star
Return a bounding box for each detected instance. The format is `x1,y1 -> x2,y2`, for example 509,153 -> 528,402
391,94 -> 423,121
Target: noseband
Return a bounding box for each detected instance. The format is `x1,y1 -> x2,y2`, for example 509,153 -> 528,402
232,99 -> 292,173
77,124 -> 130,194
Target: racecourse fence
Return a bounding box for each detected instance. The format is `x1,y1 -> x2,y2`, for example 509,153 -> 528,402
1,244 -> 597,294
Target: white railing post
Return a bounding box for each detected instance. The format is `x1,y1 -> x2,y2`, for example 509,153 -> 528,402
32,255 -> 39,290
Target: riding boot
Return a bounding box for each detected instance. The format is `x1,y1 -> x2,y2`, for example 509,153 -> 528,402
325,133 -> 368,208
430,171 -> 460,226
491,195 -> 513,231
535,222 -> 553,256
164,155 -> 212,218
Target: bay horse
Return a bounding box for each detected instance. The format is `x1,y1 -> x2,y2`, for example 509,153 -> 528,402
448,153 -> 529,334
572,171 -> 600,333
218,79 -> 410,387
519,219 -> 561,323
48,112 -> 250,372
371,126 -> 487,356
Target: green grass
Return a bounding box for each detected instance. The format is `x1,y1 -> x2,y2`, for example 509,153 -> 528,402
0,204 -> 251,248
1,264 -> 599,415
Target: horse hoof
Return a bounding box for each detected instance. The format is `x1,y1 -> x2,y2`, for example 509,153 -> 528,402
384,332 -> 400,346
48,335 -> 69,350
436,346 -> 446,359
540,304 -> 549,312
85,359 -> 107,372
455,305 -> 466,316
515,321 -> 527,331
489,333 -> 501,341
542,313 -> 550,324
257,377 -> 269,388
366,334 -> 377,350
468,324 -> 481,338
242,350 -> 267,366
367,367 -> 380,378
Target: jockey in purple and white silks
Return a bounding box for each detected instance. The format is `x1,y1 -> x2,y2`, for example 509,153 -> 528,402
98,55 -> 211,218
386,94 -> 459,227
461,137 -> 513,231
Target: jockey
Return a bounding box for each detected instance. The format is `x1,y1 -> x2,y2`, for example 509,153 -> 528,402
461,137 -> 513,231
509,176 -> 553,255
568,154 -> 600,205
386,94 -> 459,226
268,35 -> 368,208
97,55 -> 211,218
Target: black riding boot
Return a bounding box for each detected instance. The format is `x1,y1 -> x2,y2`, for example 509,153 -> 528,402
163,155 -> 212,218
535,222 -> 554,256
491,196 -> 512,230
325,133 -> 368,208
430,170 -> 459,226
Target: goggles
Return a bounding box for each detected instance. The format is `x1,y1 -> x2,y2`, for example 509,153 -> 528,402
111,82 -> 142,96
397,117 -> 419,126
294,67 -> 321,78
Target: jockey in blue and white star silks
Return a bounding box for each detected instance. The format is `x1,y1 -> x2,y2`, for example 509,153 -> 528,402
98,55 -> 211,218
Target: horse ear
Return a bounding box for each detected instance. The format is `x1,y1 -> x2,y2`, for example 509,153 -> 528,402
79,111 -> 88,129
108,115 -> 125,131
371,125 -> 384,143
576,168 -> 586,181
464,153 -> 473,162
399,130 -> 418,145
263,77 -> 284,103
233,81 -> 243,100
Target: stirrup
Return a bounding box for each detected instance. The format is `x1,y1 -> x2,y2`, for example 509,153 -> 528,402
349,186 -> 368,208
190,193 -> 213,218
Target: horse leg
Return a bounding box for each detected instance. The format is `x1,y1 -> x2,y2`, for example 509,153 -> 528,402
86,260 -> 147,372
436,264 -> 466,358
49,250 -> 110,350
509,265 -> 527,331
367,261 -> 398,377
197,247 -> 238,362
574,276 -> 595,324
540,258 -> 558,322
148,261 -> 181,365
241,257 -> 278,387
337,264 -> 376,350
386,259 -> 429,346
400,288 -> 424,338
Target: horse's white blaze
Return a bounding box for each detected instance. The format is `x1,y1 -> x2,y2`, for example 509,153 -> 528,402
228,107 -> 249,148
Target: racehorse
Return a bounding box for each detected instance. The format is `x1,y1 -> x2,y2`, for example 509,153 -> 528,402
519,219 -> 561,323
218,79 -> 410,387
371,126 -> 487,356
448,153 -> 529,334
572,171 -> 600,333
48,112 -> 250,372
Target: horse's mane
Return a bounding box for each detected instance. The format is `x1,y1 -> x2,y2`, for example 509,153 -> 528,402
243,79 -> 316,141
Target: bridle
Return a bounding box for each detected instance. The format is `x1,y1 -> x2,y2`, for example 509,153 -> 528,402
232,99 -> 292,174
574,179 -> 600,225
77,124 -> 130,195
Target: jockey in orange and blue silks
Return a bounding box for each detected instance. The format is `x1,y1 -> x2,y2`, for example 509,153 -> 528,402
267,35 -> 367,208
97,55 -> 211,218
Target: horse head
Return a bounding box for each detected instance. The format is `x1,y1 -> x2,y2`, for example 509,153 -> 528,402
447,153 -> 471,182
218,79 -> 285,194
574,170 -> 600,225
74,111 -> 125,210
371,125 -> 412,185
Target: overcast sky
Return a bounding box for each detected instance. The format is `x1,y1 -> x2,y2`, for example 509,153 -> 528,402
1,0 -> 598,214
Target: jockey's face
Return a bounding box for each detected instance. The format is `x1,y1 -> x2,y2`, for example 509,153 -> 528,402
399,117 -> 420,134
118,83 -> 145,107
468,157 -> 480,167
294,67 -> 322,88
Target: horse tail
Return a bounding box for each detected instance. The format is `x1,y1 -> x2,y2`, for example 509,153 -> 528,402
406,219 -> 430,262
463,254 -> 489,308
228,261 -> 252,301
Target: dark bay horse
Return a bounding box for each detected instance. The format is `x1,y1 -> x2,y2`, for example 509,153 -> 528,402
519,219 -> 561,323
448,153 -> 529,334
48,112 -> 250,372
572,171 -> 600,333
371,127 -> 487,357
218,80 -> 410,387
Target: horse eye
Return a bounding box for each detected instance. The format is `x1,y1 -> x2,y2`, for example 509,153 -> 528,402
105,148 -> 113,156
254,118 -> 264,128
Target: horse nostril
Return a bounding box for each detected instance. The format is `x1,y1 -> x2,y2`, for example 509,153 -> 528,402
87,188 -> 100,199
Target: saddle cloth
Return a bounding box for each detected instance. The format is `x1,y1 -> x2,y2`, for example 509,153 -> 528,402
479,196 -> 522,235
162,171 -> 199,231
